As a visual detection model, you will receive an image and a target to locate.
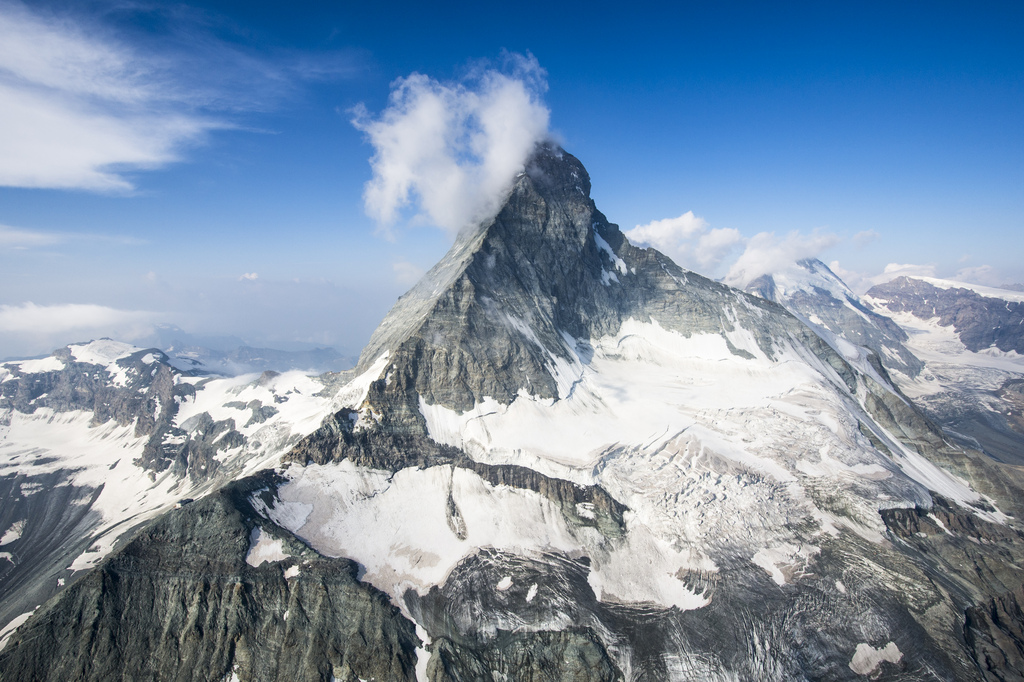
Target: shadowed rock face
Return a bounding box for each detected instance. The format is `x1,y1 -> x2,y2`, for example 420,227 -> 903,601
0,474 -> 623,682
0,474 -> 422,682
867,277 -> 1024,354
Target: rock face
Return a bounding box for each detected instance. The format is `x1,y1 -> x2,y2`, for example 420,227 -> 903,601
341,147 -> 856,447
0,474 -> 421,682
4,146 -> 1024,681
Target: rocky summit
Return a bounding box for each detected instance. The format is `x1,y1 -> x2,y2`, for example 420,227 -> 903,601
2,146 -> 1024,681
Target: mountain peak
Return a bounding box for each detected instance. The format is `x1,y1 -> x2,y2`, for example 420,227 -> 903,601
347,148 -> 853,452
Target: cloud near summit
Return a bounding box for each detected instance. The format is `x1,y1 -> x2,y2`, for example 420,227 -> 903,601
352,53 -> 551,237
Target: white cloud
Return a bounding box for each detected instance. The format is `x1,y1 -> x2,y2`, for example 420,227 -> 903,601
239,272 -> 259,281
625,211 -> 708,246
871,262 -> 937,284
723,230 -> 840,288
624,211 -> 742,275
827,261 -> 873,294
0,302 -> 155,335
392,261 -> 425,286
0,223 -> 60,249
352,52 -> 551,237
0,2 -> 358,193
0,2 -> 223,191
954,264 -> 1000,286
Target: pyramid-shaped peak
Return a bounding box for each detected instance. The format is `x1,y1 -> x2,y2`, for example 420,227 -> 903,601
520,143 -> 592,200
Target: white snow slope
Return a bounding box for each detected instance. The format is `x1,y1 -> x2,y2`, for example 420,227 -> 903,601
261,316 -> 1001,619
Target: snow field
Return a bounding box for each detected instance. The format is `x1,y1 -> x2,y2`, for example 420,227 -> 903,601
260,461 -> 709,613
418,318 -> 997,592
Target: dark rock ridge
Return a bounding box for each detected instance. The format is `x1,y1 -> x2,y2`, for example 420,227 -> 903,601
284,408 -> 628,538
0,471 -> 103,643
0,474 -> 421,681
747,258 -> 924,378
867,276 -> 1024,354
966,585 -> 1024,681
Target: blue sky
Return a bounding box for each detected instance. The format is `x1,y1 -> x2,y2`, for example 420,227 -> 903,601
1,0 -> 1021,359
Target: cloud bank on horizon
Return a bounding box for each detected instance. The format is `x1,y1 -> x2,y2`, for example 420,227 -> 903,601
352,52 -> 551,238
0,302 -> 157,358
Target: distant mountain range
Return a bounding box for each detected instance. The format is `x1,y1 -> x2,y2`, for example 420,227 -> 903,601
1,148 -> 1023,681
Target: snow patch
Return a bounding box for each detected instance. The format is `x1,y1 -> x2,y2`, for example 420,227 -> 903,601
496,575 -> 513,591
1,520 -> 25,545
751,543 -> 817,586
0,610 -> 34,651
245,526 -> 289,567
594,231 -> 627,276
7,356 -> 64,373
69,339 -> 138,366
526,583 -> 538,602
849,641 -> 902,676
415,624 -> 432,682
263,461 -> 709,613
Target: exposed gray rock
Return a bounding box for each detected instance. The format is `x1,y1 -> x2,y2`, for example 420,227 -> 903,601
427,629 -> 622,682
0,474 -> 421,682
0,471 -> 103,641
867,277 -> 1024,354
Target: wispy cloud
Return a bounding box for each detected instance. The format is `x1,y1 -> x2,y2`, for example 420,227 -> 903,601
352,52 -> 551,237
852,229 -> 879,247
625,211 -> 838,286
826,261 -> 936,294
0,2 -> 216,191
0,1 -> 360,193
0,222 -> 145,250
0,224 -> 61,249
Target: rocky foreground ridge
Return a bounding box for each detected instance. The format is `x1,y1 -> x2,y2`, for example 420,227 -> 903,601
2,147 -> 1024,681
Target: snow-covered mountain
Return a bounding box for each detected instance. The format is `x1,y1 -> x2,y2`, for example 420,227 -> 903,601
746,259 -> 924,380
862,277 -> 1024,467
0,339 -> 347,639
2,148 -> 1024,681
